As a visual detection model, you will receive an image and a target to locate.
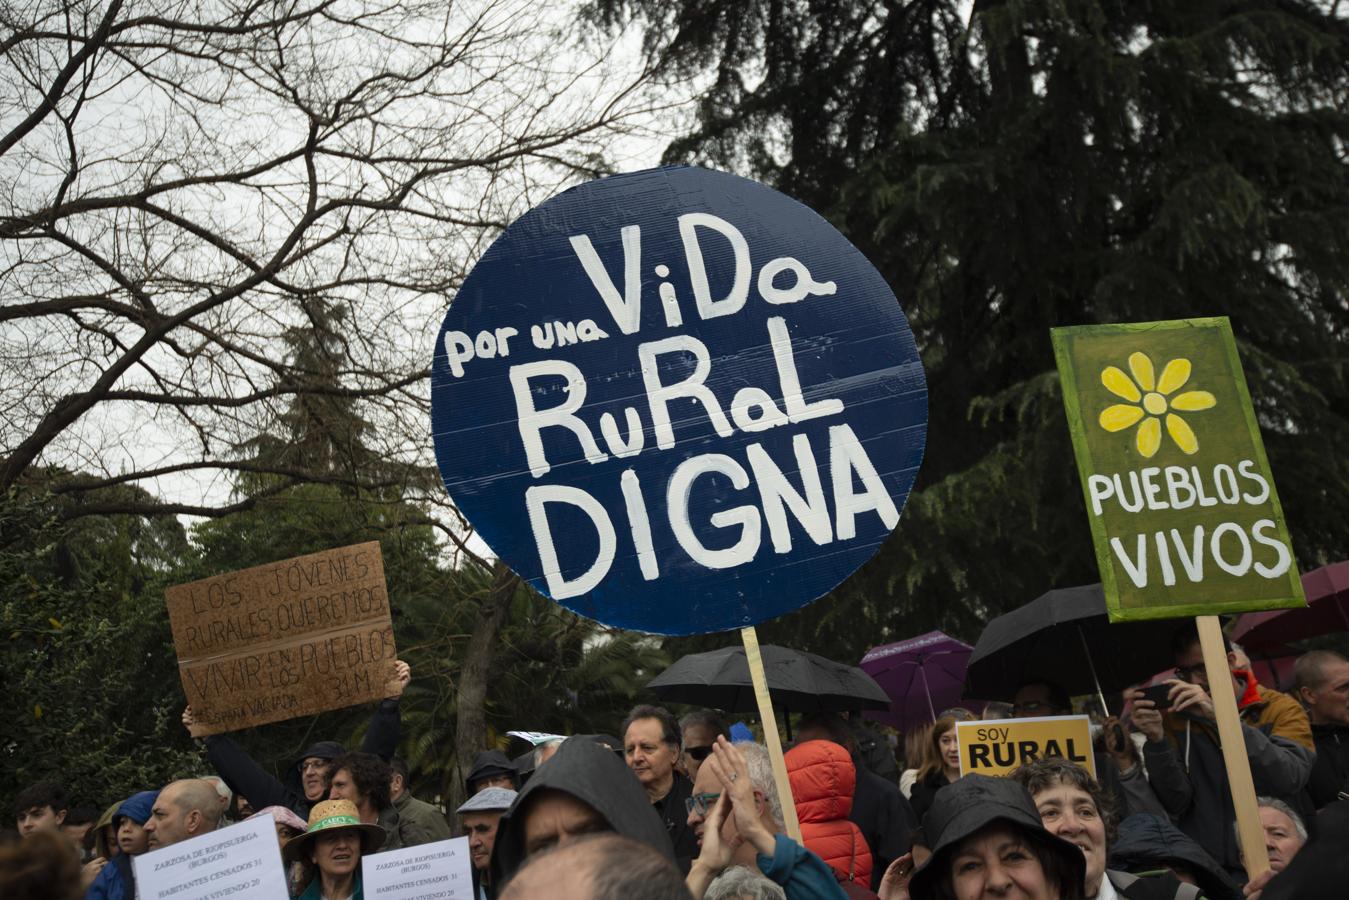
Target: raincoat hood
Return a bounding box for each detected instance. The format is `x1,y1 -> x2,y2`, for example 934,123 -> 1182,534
94,801 -> 119,859
787,739 -> 856,821
488,735 -> 674,884
787,739 -> 872,885
113,791 -> 160,827
1110,813 -> 1241,900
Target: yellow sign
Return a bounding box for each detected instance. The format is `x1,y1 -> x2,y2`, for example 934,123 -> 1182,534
957,716 -> 1096,779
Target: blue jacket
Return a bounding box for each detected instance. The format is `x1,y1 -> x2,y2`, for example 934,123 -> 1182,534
86,854 -> 134,900
757,833 -> 848,900
86,791 -> 159,900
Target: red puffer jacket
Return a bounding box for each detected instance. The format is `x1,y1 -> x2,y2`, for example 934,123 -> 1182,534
785,739 -> 873,887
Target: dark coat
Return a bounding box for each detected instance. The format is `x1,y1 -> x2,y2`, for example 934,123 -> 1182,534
848,764 -> 915,891
907,769 -> 953,828
489,736 -> 674,886
204,698 -> 400,818
1145,706 -> 1313,879
1307,722 -> 1349,810
392,790 -> 452,847
1109,813 -> 1241,900
651,770 -> 698,873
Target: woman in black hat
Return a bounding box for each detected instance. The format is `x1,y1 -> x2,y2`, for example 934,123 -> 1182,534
285,798 -> 386,900
901,774 -> 1086,900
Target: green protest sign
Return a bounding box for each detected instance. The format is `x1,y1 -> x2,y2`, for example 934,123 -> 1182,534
1052,317 -> 1304,622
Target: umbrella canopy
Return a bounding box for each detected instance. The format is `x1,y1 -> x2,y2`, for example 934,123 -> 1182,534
965,583 -> 1181,705
860,632 -> 980,730
646,644 -> 890,713
1231,561 -> 1348,654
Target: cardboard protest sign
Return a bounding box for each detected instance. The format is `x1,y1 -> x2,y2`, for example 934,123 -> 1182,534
957,716 -> 1097,778
431,166 -> 928,635
165,542 -> 398,736
363,837 -> 474,900
133,815 -> 288,900
1052,318 -> 1303,622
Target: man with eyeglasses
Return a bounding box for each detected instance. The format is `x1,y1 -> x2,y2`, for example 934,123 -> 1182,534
1125,623 -> 1313,880
685,738 -> 846,900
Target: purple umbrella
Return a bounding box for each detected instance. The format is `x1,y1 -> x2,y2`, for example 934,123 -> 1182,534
860,631 -> 981,731
1232,561 -> 1348,653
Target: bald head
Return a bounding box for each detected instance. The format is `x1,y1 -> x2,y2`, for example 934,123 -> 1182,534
144,780 -> 221,849
1297,650 -> 1349,726
499,833 -> 686,900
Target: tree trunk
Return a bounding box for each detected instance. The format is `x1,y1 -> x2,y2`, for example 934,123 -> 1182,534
449,559 -> 516,818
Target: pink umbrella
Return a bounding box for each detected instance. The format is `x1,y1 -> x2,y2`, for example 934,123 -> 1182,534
860,631 -> 983,731
1231,561 -> 1349,653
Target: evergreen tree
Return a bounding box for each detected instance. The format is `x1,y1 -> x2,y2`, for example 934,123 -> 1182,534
592,0 -> 1349,657
0,481 -> 200,809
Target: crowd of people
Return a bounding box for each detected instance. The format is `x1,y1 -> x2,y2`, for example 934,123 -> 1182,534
3,626 -> 1348,900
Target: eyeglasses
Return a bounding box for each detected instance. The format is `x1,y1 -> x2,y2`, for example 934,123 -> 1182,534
685,792 -> 720,817
685,745 -> 714,761
1010,701 -> 1061,715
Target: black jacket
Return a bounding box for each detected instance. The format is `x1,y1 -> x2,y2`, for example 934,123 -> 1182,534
1307,722 -> 1349,809
1109,812 -> 1241,900
848,765 -> 915,892
204,697 -> 401,818
489,736 -> 674,885
1144,712 -> 1313,879
652,770 -> 698,872
907,769 -> 952,828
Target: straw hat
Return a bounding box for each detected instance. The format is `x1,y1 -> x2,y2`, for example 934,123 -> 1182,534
282,799 -> 385,865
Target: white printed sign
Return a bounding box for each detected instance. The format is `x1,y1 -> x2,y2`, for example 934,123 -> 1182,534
362,837 -> 474,900
133,816 -> 288,900
506,730 -> 565,745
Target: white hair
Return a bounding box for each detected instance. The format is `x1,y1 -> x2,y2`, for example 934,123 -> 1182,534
1257,796 -> 1308,842
706,866 -> 787,900
735,742 -> 783,830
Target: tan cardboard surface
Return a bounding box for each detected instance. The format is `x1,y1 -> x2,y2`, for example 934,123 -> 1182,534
165,542 -> 397,735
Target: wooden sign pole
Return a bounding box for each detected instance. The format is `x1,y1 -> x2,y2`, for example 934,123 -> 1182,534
740,625 -> 802,842
1196,615 -> 1269,880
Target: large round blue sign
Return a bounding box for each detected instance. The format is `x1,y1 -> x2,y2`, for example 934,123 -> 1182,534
432,166 -> 926,635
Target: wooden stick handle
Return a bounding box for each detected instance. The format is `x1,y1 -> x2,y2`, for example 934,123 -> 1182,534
741,626 -> 802,842
1197,615 -> 1269,880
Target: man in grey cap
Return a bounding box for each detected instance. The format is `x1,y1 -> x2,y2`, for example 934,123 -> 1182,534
458,786 -> 516,900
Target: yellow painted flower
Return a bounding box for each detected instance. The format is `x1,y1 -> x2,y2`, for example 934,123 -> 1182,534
1098,351 -> 1216,457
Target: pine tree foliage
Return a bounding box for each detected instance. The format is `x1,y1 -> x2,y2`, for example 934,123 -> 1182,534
592,0 -> 1349,658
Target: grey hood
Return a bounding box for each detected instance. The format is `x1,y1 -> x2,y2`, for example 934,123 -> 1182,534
489,735 -> 674,884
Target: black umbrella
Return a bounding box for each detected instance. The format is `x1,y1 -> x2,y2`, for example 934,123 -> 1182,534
646,644 -> 890,714
965,583 -> 1182,711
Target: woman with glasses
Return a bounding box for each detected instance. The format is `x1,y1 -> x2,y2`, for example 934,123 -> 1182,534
909,715 -> 965,824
